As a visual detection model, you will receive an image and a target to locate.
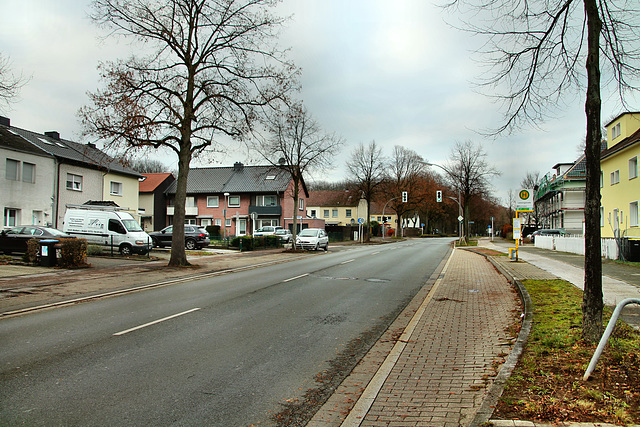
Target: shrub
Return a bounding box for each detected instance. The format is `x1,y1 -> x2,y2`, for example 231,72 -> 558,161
87,245 -> 103,256
23,238 -> 40,264
58,238 -> 89,268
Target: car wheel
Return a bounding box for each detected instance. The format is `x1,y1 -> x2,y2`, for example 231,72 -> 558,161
119,244 -> 132,256
324,243 -> 328,252
186,239 -> 197,250
151,237 -> 160,248
314,242 -> 319,251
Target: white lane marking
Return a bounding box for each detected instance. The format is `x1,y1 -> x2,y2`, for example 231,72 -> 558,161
283,273 -> 309,283
372,251 -> 381,255
341,259 -> 355,265
114,308 -> 201,336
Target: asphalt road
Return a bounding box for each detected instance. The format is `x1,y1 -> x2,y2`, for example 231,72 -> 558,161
0,238 -> 454,426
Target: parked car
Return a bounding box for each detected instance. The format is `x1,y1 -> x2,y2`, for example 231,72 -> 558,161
253,226 -> 283,236
529,228 -> 568,243
0,226 -> 74,254
148,225 -> 210,250
296,228 -> 329,251
274,228 -> 293,243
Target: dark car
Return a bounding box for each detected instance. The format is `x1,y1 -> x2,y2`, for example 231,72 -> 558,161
148,225 -> 210,250
0,226 -> 73,254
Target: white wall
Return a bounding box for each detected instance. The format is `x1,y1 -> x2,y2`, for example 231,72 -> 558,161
535,235 -> 620,260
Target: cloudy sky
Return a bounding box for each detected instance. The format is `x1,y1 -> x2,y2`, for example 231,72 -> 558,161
0,0 -> 629,203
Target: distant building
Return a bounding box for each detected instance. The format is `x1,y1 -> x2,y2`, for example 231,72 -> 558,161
139,173 -> 175,231
601,112 -> 640,238
534,157 -> 586,235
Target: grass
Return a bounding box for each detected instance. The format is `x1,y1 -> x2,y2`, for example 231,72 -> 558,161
494,279 -> 640,425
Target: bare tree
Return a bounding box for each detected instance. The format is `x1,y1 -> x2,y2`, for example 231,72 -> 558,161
443,141 -> 499,241
125,157 -> 172,174
346,141 -> 387,241
254,103 -> 342,246
444,0 -> 640,341
80,0 -> 298,266
383,146 -> 426,236
0,54 -> 29,111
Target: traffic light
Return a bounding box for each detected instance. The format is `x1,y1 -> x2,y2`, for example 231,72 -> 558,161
402,191 -> 408,203
436,190 -> 442,203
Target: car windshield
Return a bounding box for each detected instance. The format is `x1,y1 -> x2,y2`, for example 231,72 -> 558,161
298,229 -> 318,237
122,219 -> 143,232
275,229 -> 287,235
46,228 -> 68,236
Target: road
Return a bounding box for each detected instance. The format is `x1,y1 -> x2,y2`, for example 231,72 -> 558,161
0,238 -> 453,426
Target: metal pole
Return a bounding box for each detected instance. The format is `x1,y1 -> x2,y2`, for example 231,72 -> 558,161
381,197 -> 399,241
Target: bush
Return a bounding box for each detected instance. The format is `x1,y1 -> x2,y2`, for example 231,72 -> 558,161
230,236 -> 253,250
87,245 -> 103,256
58,238 -> 89,268
23,238 -> 40,264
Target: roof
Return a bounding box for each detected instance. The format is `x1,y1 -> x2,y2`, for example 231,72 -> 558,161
164,164 -> 298,195
604,111 -> 640,128
140,173 -> 174,192
0,127 -> 52,158
0,122 -> 142,179
561,155 -> 586,179
307,190 -> 360,207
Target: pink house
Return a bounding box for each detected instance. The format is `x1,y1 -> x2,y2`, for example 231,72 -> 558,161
164,162 -> 312,236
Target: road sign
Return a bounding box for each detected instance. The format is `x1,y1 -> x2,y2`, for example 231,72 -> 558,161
457,215 -> 464,222
357,217 -> 364,224
516,188 -> 534,212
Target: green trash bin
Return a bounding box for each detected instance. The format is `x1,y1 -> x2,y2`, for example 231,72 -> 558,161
39,239 -> 59,267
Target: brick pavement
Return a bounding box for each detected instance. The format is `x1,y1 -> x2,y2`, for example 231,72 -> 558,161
310,248 -> 522,427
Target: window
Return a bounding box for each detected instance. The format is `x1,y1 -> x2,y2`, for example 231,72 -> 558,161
66,173 -> 82,191
108,219 -> 126,234
5,159 -> 19,180
214,219 -> 222,226
600,207 -> 605,227
200,219 -> 211,227
207,196 -> 219,208
110,181 -> 123,196
323,209 -> 329,218
256,195 -> 277,207
186,197 -> 197,207
225,219 -> 232,227
228,195 -> 240,207
346,209 -> 352,217
600,171 -> 603,188
299,198 -> 304,211
310,209 -> 317,218
610,170 -> 620,185
630,201 -> 639,227
185,218 -> 197,225
22,162 -> 35,183
612,122 -> 621,139
4,208 -> 19,227
332,209 -> 338,217
630,156 -> 638,180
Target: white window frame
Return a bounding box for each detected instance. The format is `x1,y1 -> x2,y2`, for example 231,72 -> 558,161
225,218 -> 232,227
332,209 -> 338,217
4,208 -> 19,227
66,173 -> 83,191
5,158 -> 19,181
630,201 -> 639,227
22,162 -> 35,183
612,122 -> 621,139
207,196 -> 219,208
299,198 -> 304,211
323,209 -> 329,218
629,156 -> 638,180
186,196 -> 197,207
600,207 -> 605,227
110,181 -> 123,196
228,195 -> 240,207
610,170 -> 620,185
214,218 -> 222,226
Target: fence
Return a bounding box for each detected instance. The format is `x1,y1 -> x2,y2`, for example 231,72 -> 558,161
534,235 -> 620,260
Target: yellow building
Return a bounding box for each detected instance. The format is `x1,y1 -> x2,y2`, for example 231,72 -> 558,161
601,112 -> 640,238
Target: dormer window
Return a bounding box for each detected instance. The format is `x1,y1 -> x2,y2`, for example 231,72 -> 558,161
265,175 -> 276,180
612,122 -> 621,140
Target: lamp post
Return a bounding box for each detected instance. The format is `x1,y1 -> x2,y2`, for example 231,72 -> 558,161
422,162 -> 464,243
223,192 -> 230,240
381,196 -> 399,241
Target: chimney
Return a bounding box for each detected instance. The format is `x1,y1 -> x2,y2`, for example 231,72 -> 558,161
233,162 -> 244,171
87,142 -> 96,149
0,116 -> 9,127
44,131 -> 60,140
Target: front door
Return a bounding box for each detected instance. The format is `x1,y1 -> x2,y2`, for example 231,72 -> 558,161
238,219 -> 247,236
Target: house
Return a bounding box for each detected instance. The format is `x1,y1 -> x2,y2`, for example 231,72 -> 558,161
601,112 -> 640,238
164,162 -> 312,236
139,173 -> 175,231
306,190 -> 398,236
534,156 -> 586,235
0,116 -> 143,228
306,190 -> 365,226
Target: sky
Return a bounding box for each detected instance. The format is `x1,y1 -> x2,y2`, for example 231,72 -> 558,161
0,0 -> 630,204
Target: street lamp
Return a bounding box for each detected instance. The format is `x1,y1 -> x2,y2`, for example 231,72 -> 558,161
223,192 -> 230,239
422,161 -> 464,242
381,196 -> 399,241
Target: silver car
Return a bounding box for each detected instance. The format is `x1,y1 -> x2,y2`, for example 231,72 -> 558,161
296,228 -> 329,251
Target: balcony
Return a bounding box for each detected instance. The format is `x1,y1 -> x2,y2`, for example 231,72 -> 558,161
249,205 -> 282,216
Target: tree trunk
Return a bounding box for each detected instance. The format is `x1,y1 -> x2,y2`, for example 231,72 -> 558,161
582,0 -> 604,343
366,197 -> 372,242
291,175 -> 300,249
168,141 -> 191,267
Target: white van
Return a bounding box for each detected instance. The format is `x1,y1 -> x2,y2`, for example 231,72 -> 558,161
63,206 -> 152,255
